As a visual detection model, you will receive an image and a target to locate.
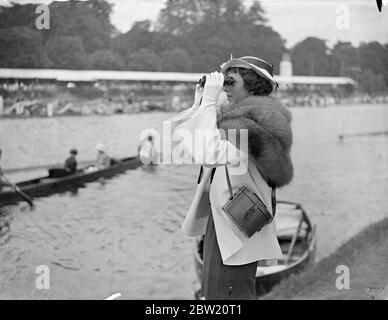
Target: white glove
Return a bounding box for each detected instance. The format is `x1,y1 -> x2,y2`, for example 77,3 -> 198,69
200,72 -> 224,109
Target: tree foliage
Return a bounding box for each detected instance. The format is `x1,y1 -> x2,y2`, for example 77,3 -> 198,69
44,36 -> 86,69
0,0 -> 387,93
291,38 -> 388,92
88,49 -> 125,70
160,48 -> 192,72
47,0 -> 114,53
0,3 -> 37,29
291,37 -> 333,76
126,48 -> 161,71
155,0 -> 204,36
0,26 -> 49,68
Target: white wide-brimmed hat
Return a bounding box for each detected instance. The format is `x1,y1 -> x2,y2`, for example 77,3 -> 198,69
220,56 -> 279,89
96,143 -> 105,152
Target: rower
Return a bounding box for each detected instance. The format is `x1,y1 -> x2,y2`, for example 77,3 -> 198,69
64,148 -> 78,173
0,148 -> 34,207
95,143 -> 111,170
0,148 -> 14,192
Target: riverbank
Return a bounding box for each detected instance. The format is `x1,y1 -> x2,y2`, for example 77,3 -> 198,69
262,217 -> 388,300
1,82 -> 388,118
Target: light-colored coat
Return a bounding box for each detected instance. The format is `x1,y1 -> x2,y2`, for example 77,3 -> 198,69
164,102 -> 284,266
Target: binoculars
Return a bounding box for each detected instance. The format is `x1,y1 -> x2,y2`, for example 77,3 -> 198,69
198,75 -> 235,88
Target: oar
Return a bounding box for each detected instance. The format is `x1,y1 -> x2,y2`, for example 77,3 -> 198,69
2,175 -> 34,208
339,130 -> 388,140
13,185 -> 34,208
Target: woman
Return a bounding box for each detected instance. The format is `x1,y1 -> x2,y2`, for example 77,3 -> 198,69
165,56 -> 293,299
95,143 -> 111,170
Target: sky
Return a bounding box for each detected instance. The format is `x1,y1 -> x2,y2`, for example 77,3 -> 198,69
1,0 -> 387,49
108,0 -> 388,48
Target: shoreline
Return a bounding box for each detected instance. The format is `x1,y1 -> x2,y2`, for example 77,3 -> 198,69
0,101 -> 387,121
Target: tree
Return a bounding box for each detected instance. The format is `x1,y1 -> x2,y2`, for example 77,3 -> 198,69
355,69 -> 387,95
0,3 -> 37,29
219,0 -> 245,24
185,21 -> 285,73
44,36 -> 87,69
47,0 -> 115,53
126,48 -> 161,71
112,20 -> 179,58
160,48 -> 192,72
0,26 -> 50,68
331,41 -> 360,77
156,0 -> 266,35
155,0 -> 285,72
245,0 -> 268,26
155,0 -> 204,36
291,37 -> 332,76
88,49 -> 125,70
358,42 -> 388,88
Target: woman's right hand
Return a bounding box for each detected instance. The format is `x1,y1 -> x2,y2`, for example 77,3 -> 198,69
193,84 -> 203,108
202,72 -> 224,105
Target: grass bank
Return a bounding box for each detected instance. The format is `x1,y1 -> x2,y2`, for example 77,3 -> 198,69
262,217 -> 388,300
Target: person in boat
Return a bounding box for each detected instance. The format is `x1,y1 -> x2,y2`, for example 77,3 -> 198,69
138,135 -> 155,164
64,148 -> 78,174
0,148 -> 15,192
164,56 -> 293,300
95,143 -> 111,170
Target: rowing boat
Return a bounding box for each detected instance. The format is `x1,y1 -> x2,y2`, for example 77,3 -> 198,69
193,200 -> 317,299
0,156 -> 143,205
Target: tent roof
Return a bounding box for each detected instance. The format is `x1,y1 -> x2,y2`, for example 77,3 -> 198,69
0,68 -> 356,85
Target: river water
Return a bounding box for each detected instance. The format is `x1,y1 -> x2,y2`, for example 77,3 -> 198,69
0,104 -> 387,299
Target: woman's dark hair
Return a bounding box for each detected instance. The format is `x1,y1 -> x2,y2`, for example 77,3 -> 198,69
226,67 -> 273,96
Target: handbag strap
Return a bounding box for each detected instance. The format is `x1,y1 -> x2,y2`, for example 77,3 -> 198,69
224,165 -> 234,200
204,165 -> 277,218
271,185 -> 276,218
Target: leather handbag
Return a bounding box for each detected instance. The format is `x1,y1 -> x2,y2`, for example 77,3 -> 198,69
220,166 -> 276,238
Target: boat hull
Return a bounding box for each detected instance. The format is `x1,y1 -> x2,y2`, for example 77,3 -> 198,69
0,156 -> 143,205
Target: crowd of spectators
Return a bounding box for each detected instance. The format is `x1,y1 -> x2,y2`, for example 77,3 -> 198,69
0,81 -> 387,117
274,90 -> 388,108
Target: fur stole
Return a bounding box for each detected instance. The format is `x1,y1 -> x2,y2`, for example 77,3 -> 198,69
217,95 -> 293,188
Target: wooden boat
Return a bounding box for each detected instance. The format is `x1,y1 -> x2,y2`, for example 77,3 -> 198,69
0,156 -> 143,205
193,200 -> 317,299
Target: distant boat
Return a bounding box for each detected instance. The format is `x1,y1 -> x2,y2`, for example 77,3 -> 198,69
193,200 -> 317,299
0,156 -> 142,205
